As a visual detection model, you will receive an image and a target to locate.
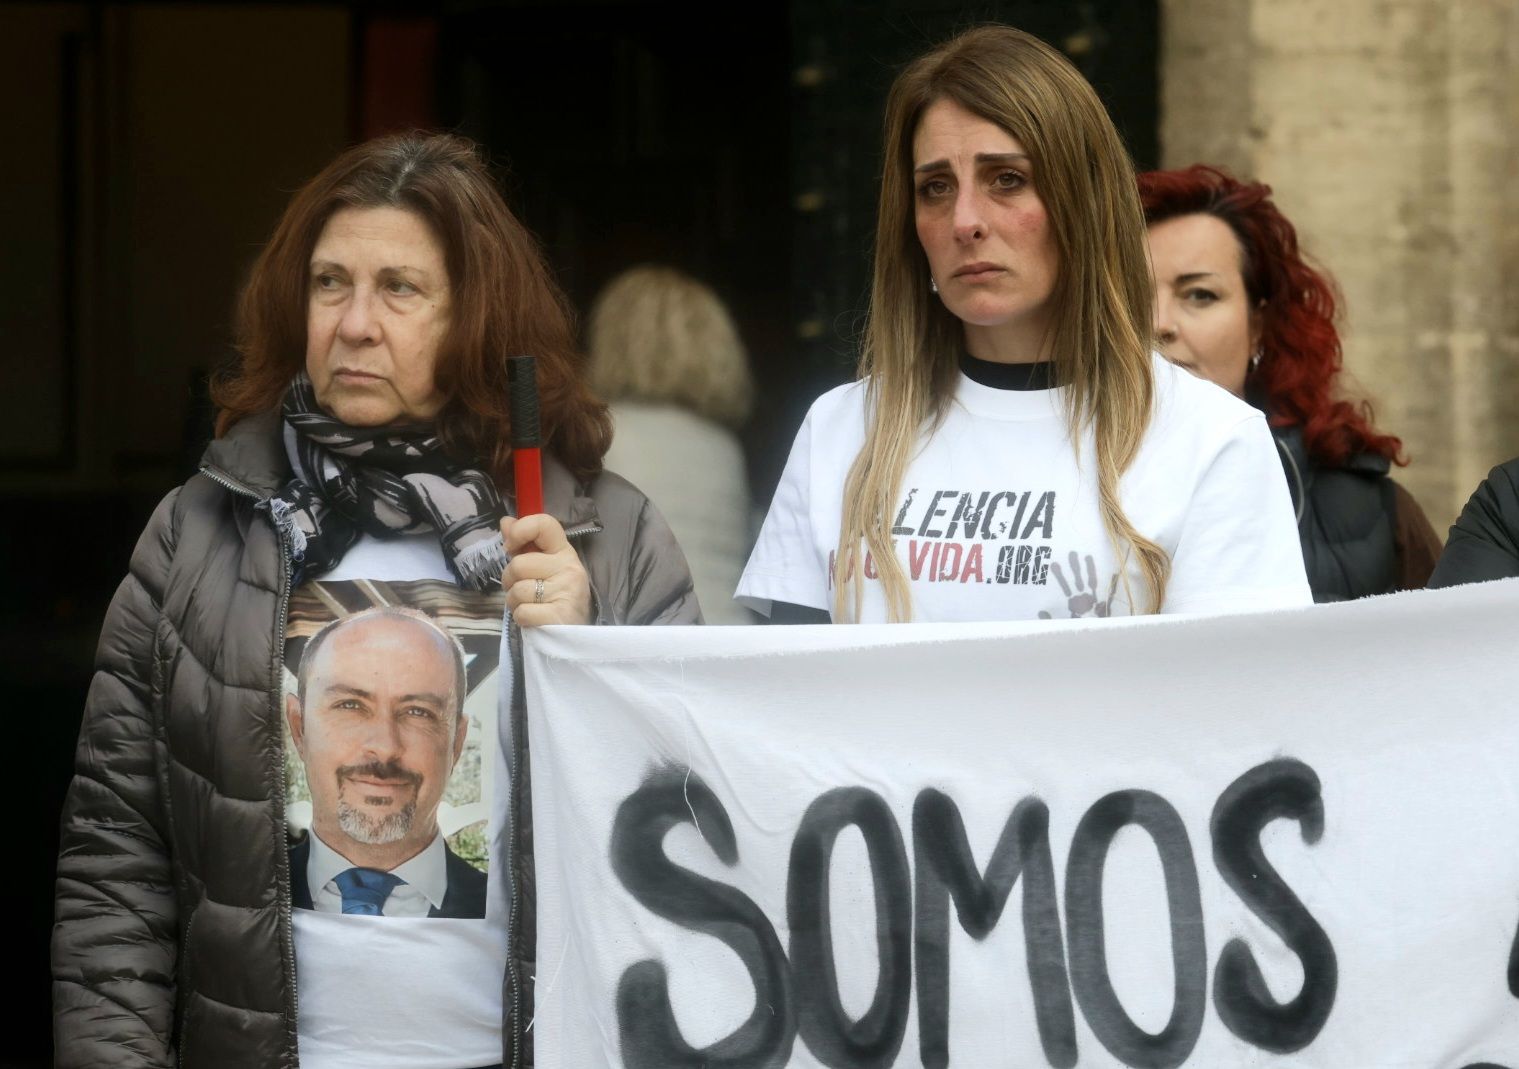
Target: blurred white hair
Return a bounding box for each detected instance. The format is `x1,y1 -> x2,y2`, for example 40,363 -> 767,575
586,265 -> 754,428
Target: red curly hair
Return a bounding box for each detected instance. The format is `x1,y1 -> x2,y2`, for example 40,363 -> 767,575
213,132 -> 611,484
1138,164 -> 1404,467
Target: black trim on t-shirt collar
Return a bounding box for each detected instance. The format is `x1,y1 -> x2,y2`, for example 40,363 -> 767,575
959,352 -> 1058,391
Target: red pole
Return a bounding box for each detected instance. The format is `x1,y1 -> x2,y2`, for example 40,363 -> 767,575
508,356 -> 543,517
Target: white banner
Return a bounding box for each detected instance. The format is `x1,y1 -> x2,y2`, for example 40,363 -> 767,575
523,580 -> 1519,1069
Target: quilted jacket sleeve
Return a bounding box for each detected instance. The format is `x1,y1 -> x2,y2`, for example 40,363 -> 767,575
620,494 -> 702,626
583,471 -> 702,627
53,489 -> 182,1068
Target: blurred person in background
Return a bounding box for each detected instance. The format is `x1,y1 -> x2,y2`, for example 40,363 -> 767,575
1428,458 -> 1519,587
588,265 -> 757,624
51,132 -> 698,1069
1141,164 -> 1441,602
738,26 -> 1309,624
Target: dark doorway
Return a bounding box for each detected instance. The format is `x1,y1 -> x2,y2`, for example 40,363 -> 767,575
438,2 -> 797,489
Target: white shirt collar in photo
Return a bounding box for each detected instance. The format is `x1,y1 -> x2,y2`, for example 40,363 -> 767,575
307,828 -> 449,918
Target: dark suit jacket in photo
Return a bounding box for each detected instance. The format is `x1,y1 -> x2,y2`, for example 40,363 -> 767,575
288,835 -> 489,919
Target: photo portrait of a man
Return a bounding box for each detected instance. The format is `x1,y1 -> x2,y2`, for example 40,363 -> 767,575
285,605 -> 488,919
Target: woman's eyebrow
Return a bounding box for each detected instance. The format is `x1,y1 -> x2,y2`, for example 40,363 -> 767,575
1175,271 -> 1223,284
308,260 -> 431,281
914,151 -> 1032,174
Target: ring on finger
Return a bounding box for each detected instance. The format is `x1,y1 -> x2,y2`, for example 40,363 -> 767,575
533,577 -> 546,604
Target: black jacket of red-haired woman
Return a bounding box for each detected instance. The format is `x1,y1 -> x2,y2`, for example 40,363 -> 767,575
1273,426 -> 1442,602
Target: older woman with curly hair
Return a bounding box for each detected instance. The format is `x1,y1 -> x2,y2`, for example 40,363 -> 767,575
1140,164 -> 1442,601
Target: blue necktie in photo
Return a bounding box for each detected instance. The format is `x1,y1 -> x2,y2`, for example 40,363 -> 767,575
333,867 -> 405,916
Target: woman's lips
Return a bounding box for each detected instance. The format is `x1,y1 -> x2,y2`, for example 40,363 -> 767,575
333,369 -> 382,383
953,264 -> 1006,283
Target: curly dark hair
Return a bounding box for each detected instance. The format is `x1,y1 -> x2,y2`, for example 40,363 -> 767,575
1138,164 -> 1404,467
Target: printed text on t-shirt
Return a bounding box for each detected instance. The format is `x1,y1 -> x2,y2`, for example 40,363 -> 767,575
828,488 -> 1056,589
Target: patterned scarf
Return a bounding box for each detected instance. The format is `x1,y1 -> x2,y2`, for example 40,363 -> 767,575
265,373 -> 507,590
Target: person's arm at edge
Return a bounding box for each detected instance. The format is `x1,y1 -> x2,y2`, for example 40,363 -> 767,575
1428,459 -> 1519,588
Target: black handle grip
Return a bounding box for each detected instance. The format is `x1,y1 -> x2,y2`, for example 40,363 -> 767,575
507,355 -> 541,447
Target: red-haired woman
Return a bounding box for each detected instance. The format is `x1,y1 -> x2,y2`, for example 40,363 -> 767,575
1139,164 -> 1441,601
53,133 -> 698,1069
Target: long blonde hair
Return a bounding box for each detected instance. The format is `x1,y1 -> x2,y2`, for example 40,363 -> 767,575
586,265 -> 753,428
836,25 -> 1168,621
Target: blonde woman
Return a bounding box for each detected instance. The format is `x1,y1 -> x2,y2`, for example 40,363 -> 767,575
737,25 -> 1310,623
588,265 -> 758,624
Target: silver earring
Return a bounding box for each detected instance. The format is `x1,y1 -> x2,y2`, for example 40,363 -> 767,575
1250,346 -> 1263,370
930,277 -> 938,294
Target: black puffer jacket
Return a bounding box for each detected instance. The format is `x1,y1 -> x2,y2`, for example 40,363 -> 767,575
1274,427 -> 1398,602
1428,457 -> 1519,587
52,409 -> 700,1068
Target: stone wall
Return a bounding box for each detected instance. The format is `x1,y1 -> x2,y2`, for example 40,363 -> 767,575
1160,0 -> 1519,530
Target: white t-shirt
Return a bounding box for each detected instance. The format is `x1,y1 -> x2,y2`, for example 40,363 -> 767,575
737,355 -> 1311,622
284,533 -> 510,1069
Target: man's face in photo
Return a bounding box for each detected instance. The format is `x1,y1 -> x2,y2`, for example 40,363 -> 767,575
287,613 -> 466,867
